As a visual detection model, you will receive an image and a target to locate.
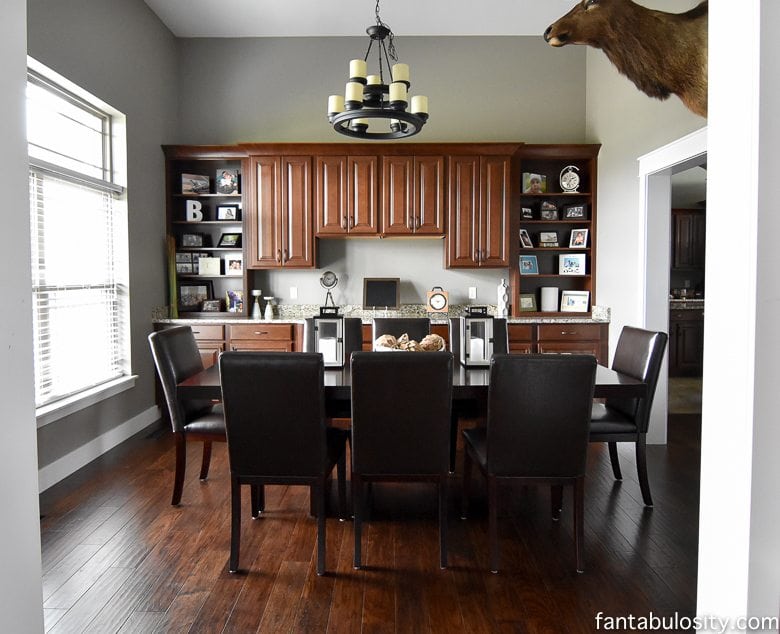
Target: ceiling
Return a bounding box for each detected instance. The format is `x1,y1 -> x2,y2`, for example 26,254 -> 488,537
142,0 -> 574,38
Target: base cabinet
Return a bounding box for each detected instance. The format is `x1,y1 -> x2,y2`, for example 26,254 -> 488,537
189,324 -> 225,368
669,309 -> 704,376
227,324 -> 296,352
508,322 -> 608,365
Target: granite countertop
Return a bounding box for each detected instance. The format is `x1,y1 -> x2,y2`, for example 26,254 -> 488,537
669,299 -> 704,310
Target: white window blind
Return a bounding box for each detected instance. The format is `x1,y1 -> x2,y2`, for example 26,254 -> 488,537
27,66 -> 129,410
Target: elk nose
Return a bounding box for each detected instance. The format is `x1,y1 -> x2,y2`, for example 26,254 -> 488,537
543,25 -> 552,41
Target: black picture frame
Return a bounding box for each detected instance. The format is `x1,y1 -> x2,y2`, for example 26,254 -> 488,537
217,232 -> 242,248
521,207 -> 534,219
177,280 -> 214,312
562,203 -> 588,220
181,233 -> 205,248
363,278 -> 400,309
539,231 -> 559,247
539,201 -> 559,221
201,299 -> 224,312
216,204 -> 240,221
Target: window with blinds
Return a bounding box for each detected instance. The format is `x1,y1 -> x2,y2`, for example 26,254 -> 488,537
27,66 -> 129,410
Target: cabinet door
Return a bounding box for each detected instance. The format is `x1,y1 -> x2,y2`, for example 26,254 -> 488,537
670,317 -> 704,376
672,210 -> 706,269
347,156 -> 379,234
280,156 -> 314,268
315,155 -> 348,235
382,155 -> 414,235
414,155 -> 445,235
479,156 -> 510,267
198,343 -> 224,369
446,155 -> 480,267
248,156 -> 282,267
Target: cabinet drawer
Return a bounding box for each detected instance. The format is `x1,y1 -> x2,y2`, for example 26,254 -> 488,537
228,324 -> 294,341
189,325 -> 224,341
230,340 -> 293,352
538,324 -> 602,341
538,342 -> 600,356
508,324 -> 533,342
670,309 -> 703,321
509,342 -> 533,354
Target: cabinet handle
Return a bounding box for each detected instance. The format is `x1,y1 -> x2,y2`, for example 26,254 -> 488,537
253,331 -> 268,335
342,215 -> 347,230
560,330 -> 578,336
349,216 -> 354,229
276,249 -> 281,263
283,248 -> 288,262
415,217 -> 420,230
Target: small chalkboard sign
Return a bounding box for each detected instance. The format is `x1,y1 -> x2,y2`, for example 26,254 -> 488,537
363,278 -> 400,309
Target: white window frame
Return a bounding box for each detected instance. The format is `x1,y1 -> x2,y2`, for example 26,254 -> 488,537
27,58 -> 134,428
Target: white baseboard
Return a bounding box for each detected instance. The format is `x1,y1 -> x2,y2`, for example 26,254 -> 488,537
38,406 -> 162,493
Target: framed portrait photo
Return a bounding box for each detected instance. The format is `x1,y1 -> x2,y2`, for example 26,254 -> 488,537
569,228 -> 589,248
201,299 -> 223,312
559,253 -> 586,275
522,172 -> 547,194
216,169 -> 239,195
519,229 -> 533,249
521,207 -> 534,219
519,293 -> 537,312
539,231 -> 559,248
560,290 -> 590,313
216,204 -> 240,221
181,173 -> 210,194
226,289 -> 244,313
539,201 -> 559,221
223,252 -> 243,276
177,281 -> 213,312
562,203 -> 588,220
519,254 -> 539,275
181,233 -> 205,248
175,262 -> 193,274
217,232 -> 242,248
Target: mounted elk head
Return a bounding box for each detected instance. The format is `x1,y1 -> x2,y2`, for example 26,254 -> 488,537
544,0 -> 708,117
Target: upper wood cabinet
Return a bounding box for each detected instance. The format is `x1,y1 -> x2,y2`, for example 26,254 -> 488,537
382,155 -> 445,236
314,155 -> 379,236
671,208 -> 706,269
446,155 -> 511,267
246,155 -> 315,268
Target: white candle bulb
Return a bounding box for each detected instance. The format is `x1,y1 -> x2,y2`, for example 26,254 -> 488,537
366,74 -> 381,85
345,82 -> 364,103
349,59 -> 367,79
389,82 -> 407,102
328,95 -> 345,114
392,63 -> 409,83
411,95 -> 428,114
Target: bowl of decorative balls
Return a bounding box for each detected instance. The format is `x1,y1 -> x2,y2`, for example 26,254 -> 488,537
373,333 -> 446,352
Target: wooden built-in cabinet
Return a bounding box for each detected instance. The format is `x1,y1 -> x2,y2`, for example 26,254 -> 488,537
227,323 -> 298,352
382,155 -> 445,236
669,309 -> 704,376
446,155 -> 512,267
508,322 -> 608,364
189,324 -> 225,368
315,155 -> 379,236
672,209 -> 706,270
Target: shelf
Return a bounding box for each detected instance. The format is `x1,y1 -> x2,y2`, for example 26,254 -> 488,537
173,220 -> 242,225
516,311 -> 592,317
520,248 -> 592,253
173,193 -> 241,198
520,192 -> 591,198
178,274 -> 243,279
519,274 -> 590,279
177,247 -> 242,252
521,219 -> 591,225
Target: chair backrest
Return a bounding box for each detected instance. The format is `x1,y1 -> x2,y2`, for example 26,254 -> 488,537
606,326 -> 669,432
148,326 -> 211,433
486,354 -> 597,478
350,351 -> 453,475
219,351 -> 326,477
303,317 -> 364,355
372,317 -> 431,347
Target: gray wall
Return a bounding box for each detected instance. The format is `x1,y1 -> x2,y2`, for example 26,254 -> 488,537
177,35 -> 588,305
27,0 -> 179,469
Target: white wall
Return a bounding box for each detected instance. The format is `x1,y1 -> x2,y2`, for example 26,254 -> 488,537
0,1 -> 45,631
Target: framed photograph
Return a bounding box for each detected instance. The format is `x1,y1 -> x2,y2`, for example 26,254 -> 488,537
519,229 -> 533,249
197,257 -> 221,276
522,172 -> 547,194
216,169 -> 239,195
560,290 -> 590,312
216,204 -> 240,221
559,253 -> 586,275
181,173 -> 210,194
519,254 -> 539,275
569,228 -> 589,248
539,231 -> 559,247
177,281 -> 213,312
181,233 -> 204,248
562,203 -> 588,220
519,293 -> 537,312
539,201 -> 559,221
226,289 -> 244,313
217,232 -> 242,248
223,252 -> 243,275
191,252 -> 210,274
175,252 -> 192,264
521,207 -> 534,219
176,262 -> 193,274
202,299 -> 223,312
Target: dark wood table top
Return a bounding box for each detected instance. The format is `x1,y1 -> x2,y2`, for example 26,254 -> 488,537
177,361 -> 646,401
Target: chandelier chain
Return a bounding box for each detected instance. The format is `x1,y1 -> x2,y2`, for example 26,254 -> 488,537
374,0 -> 397,61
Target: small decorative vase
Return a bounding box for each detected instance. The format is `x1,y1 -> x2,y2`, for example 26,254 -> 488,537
251,289 -> 262,319
497,278 -> 509,318
263,297 -> 275,320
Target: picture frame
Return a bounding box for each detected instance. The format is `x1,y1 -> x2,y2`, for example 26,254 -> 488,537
181,233 -> 205,248
216,169 -> 239,195
217,232 -> 242,248
177,281 -> 213,312
519,293 -> 537,312
201,299 -> 224,312
560,290 -> 590,313
521,207 -> 534,219
562,203 -> 588,220
519,229 -> 533,249
226,289 -> 244,313
181,173 -> 210,194
569,228 -> 589,248
519,254 -> 539,275
197,257 -> 221,276
559,253 -> 586,275
539,231 -> 559,247
223,252 -> 243,275
216,204 -> 240,221
522,172 -> 547,194
191,252 -> 210,274
175,252 -> 192,264
175,262 -> 193,274
539,201 -> 559,221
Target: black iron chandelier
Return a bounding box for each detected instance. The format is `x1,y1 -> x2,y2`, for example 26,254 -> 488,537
327,0 -> 429,140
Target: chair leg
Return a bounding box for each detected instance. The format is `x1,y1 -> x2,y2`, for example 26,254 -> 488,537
461,445 -> 473,520
353,475 -> 362,569
607,442 -> 623,480
316,480 -> 326,576
439,477 -> 448,569
251,484 -> 264,518
551,485 -> 563,521
229,477 -> 241,573
574,477 -> 585,573
635,435 -> 653,507
199,440 -> 212,480
488,475 -> 499,573
337,452 -> 347,521
171,433 -> 186,506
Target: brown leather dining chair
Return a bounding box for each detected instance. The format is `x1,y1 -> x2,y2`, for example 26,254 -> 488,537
148,326 -> 226,506
350,350 -> 453,569
590,326 -> 668,506
218,352 -> 347,575
461,354 -> 597,573
371,317 -> 431,347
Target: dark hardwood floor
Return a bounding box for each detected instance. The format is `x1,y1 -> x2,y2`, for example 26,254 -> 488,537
39,414 -> 700,633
